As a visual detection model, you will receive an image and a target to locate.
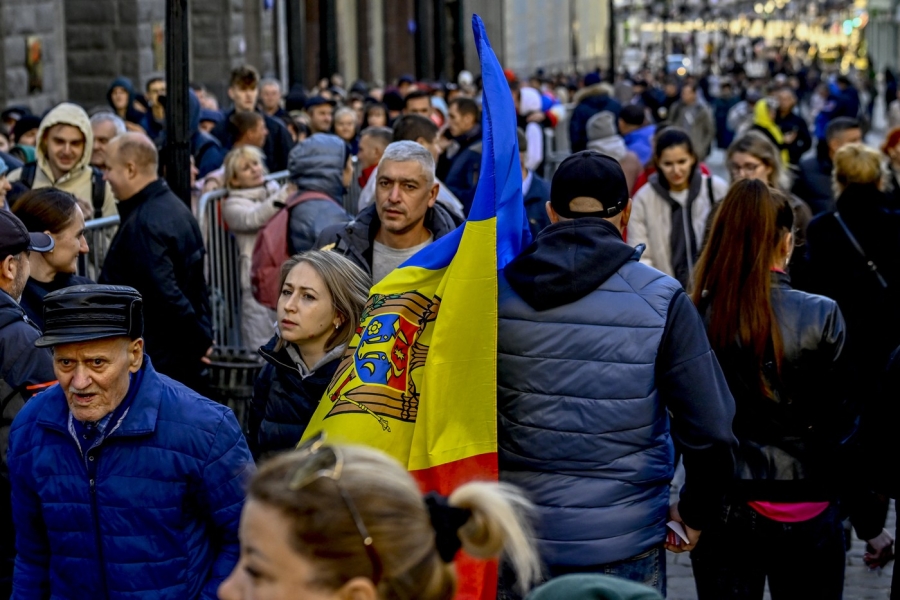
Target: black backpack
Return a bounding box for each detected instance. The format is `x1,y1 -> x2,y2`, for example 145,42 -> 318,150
16,162 -> 106,219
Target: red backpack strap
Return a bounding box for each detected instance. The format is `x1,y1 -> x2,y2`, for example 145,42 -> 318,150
284,190 -> 338,209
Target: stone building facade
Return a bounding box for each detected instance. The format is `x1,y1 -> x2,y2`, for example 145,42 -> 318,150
0,0 -> 515,113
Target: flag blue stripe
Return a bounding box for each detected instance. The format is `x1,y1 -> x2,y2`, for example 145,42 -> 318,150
393,13 -> 530,273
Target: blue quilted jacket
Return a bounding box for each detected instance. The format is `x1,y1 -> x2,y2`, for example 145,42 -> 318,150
7,357 -> 254,599
499,218 -> 736,567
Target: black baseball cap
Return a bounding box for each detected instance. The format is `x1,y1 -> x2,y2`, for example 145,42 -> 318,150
36,285 -> 143,347
550,151 -> 629,219
304,95 -> 336,110
0,210 -> 54,258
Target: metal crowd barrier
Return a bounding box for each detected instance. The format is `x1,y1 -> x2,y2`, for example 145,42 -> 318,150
77,215 -> 120,279
197,170 -> 290,352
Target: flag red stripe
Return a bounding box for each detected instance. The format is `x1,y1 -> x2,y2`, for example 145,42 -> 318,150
411,452 -> 499,600
410,451 -> 498,494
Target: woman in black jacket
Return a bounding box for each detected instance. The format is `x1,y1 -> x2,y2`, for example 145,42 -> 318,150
249,250 -> 369,459
11,188 -> 92,330
688,179 -> 856,599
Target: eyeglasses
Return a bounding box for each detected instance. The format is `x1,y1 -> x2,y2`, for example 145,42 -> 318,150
729,161 -> 764,177
291,432 -> 384,584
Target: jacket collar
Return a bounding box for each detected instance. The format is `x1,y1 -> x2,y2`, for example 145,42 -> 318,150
0,288 -> 27,329
453,124 -> 482,148
36,356 -> 162,438
117,179 -> 169,221
771,270 -> 792,289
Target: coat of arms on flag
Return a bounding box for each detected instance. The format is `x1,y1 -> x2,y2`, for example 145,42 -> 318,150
324,292 -> 441,431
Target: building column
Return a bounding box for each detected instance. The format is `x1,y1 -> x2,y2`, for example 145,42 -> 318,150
368,0 -> 385,84
336,0 -> 359,82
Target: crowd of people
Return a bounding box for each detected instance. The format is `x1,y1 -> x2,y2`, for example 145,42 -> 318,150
0,49 -> 898,600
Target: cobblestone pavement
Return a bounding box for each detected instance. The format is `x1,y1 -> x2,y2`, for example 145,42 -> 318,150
665,503 -> 896,599
673,132 -> 895,599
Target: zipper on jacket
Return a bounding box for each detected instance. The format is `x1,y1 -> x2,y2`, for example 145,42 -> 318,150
88,452 -> 110,599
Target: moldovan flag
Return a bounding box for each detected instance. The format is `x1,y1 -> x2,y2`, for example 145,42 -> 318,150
302,14 -> 530,600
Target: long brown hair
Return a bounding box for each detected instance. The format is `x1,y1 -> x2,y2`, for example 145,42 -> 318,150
691,179 -> 794,394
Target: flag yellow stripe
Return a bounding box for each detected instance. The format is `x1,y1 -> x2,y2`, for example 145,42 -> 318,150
408,218 -> 497,471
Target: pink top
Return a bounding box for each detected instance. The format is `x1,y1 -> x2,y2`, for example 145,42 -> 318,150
747,501 -> 830,522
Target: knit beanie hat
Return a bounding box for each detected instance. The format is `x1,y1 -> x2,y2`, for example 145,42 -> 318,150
525,574 -> 664,600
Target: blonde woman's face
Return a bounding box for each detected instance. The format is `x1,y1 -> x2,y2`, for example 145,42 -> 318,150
232,157 -> 265,189
218,500 -> 345,600
276,262 -> 340,347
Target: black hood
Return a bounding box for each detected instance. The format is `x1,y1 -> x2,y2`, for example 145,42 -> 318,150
504,218 -> 638,311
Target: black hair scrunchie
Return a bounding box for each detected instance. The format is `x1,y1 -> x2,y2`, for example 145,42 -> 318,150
424,492 -> 473,563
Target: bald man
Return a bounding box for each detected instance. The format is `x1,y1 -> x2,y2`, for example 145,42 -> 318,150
100,133 -> 213,391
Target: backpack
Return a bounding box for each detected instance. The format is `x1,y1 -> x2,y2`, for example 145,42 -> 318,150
19,162 -> 106,219
250,191 -> 337,309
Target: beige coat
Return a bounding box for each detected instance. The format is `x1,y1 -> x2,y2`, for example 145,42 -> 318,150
629,173 -> 729,280
7,102 -> 117,219
221,182 -> 289,350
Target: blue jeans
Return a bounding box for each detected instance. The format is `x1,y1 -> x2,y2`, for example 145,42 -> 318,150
497,546 -> 666,599
690,502 -> 845,600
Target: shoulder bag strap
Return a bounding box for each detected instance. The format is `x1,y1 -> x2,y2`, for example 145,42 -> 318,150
834,211 -> 888,289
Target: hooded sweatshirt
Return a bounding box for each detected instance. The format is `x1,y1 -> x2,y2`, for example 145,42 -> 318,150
107,77 -> 151,132
7,103 -> 117,218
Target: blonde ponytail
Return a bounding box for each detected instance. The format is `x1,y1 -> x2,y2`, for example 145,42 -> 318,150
450,481 -> 542,594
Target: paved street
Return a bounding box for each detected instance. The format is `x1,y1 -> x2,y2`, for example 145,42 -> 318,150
666,502 -> 896,599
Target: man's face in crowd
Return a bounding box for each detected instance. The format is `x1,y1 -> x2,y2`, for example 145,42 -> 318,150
245,120 -> 268,148
45,124 -> 86,178
147,80 -> 166,106
405,96 -> 432,117
259,84 -> 281,113
54,337 -> 144,423
357,135 -> 383,170
103,141 -> 133,199
777,89 -> 796,114
111,86 -> 129,111
447,104 -> 474,138
91,121 -> 118,168
6,252 -> 30,301
681,86 -> 696,105
308,104 -> 334,133
828,128 -> 863,158
229,84 -> 259,113
375,159 -> 438,237
199,120 -> 216,134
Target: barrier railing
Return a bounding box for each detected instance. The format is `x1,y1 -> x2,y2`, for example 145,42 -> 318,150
197,170 -> 290,351
77,215 -> 120,279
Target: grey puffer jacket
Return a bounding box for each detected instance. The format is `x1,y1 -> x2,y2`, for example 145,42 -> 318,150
286,134 -> 350,254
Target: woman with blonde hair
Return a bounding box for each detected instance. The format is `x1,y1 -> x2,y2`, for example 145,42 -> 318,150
831,142 -> 882,195
217,438 -> 541,600
249,250 -> 370,459
220,145 -> 291,350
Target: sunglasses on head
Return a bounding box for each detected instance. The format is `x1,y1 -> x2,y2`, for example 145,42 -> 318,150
291,432 -> 384,584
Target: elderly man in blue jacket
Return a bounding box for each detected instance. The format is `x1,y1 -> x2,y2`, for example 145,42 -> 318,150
498,152 -> 737,596
7,285 -> 254,599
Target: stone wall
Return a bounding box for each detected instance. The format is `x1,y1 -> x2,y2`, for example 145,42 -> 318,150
0,0 -> 68,113
64,0 -> 166,109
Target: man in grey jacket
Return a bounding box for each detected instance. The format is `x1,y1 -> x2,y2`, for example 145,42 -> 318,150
668,83 -> 715,161
497,151 -> 737,596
